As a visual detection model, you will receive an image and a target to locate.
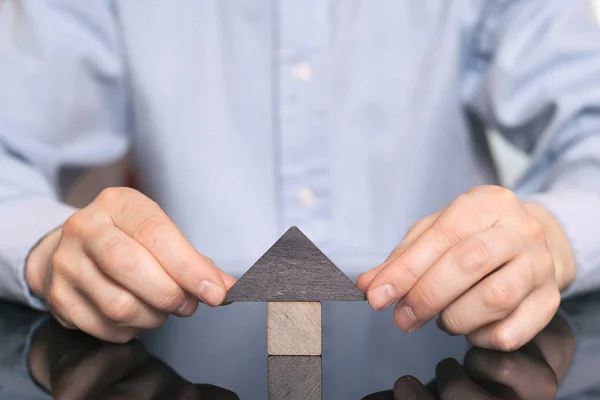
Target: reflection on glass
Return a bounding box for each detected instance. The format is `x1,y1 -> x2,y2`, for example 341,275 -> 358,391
2,291 -> 600,399
362,314 -> 575,400
28,319 -> 239,399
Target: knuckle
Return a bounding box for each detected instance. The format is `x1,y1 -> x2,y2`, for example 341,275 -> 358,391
521,217 -> 546,241
454,238 -> 493,274
481,280 -> 518,312
411,284 -> 440,312
492,327 -> 521,352
395,259 -> 419,286
102,237 -> 140,274
408,214 -> 436,236
479,185 -> 517,203
50,250 -> 69,274
454,192 -> 474,207
97,187 -> 128,206
132,214 -> 165,248
439,311 -> 464,335
433,224 -> 463,254
103,293 -> 141,323
47,284 -> 70,313
62,212 -> 87,237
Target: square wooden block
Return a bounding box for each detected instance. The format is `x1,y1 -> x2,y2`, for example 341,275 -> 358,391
268,356 -> 322,400
267,302 -> 321,356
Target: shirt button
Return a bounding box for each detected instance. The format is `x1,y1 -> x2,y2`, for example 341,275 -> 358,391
291,62 -> 312,81
298,188 -> 316,208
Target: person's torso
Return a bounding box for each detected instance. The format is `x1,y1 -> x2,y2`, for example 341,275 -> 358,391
115,0 -> 496,277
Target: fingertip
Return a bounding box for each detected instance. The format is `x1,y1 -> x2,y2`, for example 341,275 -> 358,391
175,296 -> 199,317
197,280 -> 226,307
220,272 -> 237,291
366,283 -> 397,310
355,273 -> 372,293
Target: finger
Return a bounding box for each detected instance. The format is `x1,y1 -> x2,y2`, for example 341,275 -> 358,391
93,188 -> 232,306
53,341 -> 148,399
366,191 -> 505,310
60,248 -> 169,329
395,225 -> 523,332
463,348 -> 558,400
435,358 -> 498,400
467,286 -> 561,352
220,271 -> 237,291
356,212 -> 441,292
83,226 -> 198,316
393,376 -> 435,400
47,280 -> 138,343
437,253 -> 540,336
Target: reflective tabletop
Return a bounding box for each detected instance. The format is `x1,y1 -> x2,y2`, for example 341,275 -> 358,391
1,290 -> 600,399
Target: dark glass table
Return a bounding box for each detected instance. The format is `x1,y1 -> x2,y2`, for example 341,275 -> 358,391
1,290 -> 599,399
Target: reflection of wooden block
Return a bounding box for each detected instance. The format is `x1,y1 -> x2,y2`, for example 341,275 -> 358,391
268,356 -> 321,400
268,302 -> 321,356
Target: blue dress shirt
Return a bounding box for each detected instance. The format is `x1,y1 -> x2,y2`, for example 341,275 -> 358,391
1,0 -> 600,310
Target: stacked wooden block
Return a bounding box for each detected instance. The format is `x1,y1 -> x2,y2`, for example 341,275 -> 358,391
225,226 -> 366,400
267,302 -> 322,400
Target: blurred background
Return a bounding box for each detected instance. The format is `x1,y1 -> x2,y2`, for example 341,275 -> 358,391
66,2 -> 600,208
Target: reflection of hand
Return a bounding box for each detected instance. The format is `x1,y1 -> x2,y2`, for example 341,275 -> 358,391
26,187 -> 236,343
363,314 -> 574,400
27,319 -> 238,399
357,186 -> 574,351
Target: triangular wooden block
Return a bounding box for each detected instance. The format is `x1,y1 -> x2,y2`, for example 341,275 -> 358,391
225,226 -> 365,302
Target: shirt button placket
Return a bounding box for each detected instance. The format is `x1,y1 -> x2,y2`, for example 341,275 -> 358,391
277,0 -> 333,245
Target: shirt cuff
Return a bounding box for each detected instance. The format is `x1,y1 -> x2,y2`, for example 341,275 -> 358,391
0,197 -> 77,310
526,191 -> 600,298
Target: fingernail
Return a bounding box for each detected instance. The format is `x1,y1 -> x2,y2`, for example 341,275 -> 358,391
395,305 -> 417,332
197,281 -> 225,306
176,297 -> 197,317
368,284 -> 397,310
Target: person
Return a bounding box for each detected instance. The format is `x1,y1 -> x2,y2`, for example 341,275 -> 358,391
0,0 -> 599,352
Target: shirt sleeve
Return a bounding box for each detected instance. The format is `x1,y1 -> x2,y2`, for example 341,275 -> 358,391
462,0 -> 600,297
0,0 -> 130,309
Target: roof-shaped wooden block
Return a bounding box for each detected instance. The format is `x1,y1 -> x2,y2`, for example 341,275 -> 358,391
225,226 -> 366,302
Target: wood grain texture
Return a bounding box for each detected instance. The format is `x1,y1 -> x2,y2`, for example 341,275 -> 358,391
268,302 -> 321,356
225,226 -> 366,302
268,356 -> 322,400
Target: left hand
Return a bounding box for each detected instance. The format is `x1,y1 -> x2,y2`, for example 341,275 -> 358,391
357,185 -> 575,351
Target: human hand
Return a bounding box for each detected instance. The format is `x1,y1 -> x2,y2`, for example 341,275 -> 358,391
25,187 -> 236,343
28,319 -> 239,399
357,185 -> 575,351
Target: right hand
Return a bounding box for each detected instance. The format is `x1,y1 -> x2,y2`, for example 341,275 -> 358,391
25,187 -> 236,343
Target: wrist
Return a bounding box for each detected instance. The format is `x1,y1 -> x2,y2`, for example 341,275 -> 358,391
524,202 -> 576,292
25,228 -> 62,301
